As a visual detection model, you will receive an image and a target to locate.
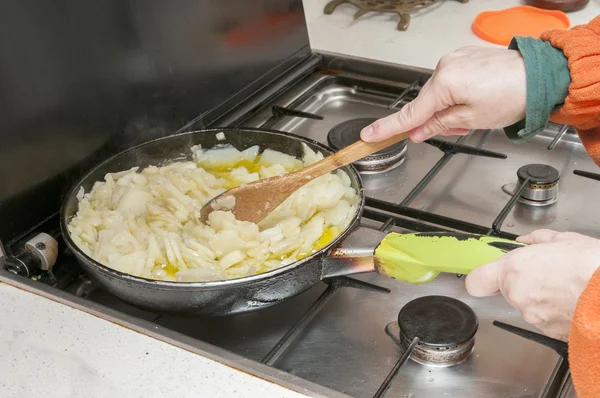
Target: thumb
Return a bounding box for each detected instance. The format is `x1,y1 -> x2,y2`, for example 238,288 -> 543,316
360,84 -> 447,142
465,260 -> 502,297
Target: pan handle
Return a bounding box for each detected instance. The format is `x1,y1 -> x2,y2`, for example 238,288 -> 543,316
321,227 -> 525,283
320,227 -> 386,279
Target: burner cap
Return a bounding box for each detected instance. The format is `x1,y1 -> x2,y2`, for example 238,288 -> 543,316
517,164 -> 560,185
327,118 -> 408,174
327,118 -> 407,157
398,296 -> 478,347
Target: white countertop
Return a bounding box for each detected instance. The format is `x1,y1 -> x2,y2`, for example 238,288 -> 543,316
0,281 -> 312,398
4,2 -> 600,398
304,0 -> 600,70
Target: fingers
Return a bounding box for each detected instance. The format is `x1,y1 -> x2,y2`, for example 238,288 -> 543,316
360,83 -> 447,142
538,322 -> 569,342
517,229 -> 560,244
465,260 -> 502,297
517,229 -> 583,244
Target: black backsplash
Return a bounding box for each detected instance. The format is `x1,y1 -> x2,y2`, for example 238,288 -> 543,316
0,0 -> 310,245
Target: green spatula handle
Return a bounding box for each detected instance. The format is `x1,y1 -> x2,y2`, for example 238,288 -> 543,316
373,232 -> 526,284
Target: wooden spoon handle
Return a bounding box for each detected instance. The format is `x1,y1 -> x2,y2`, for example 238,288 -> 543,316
298,132 -> 411,179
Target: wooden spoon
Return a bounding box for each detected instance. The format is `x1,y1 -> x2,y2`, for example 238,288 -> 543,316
199,132 -> 410,224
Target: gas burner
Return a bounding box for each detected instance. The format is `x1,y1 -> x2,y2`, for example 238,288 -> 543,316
327,118 -> 408,174
516,164 -> 560,207
398,295 -> 478,367
323,0 -> 469,31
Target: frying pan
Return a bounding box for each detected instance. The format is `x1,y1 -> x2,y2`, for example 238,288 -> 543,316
61,128 -> 523,316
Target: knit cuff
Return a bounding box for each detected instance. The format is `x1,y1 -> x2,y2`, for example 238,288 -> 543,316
503,37 -> 571,142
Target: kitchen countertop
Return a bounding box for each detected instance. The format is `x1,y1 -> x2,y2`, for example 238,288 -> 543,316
304,0 -> 600,70
0,281 -> 311,398
3,2 -> 600,397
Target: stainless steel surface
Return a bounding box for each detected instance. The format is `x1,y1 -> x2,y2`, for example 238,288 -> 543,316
504,182 -> 560,207
521,184 -> 559,204
68,266 -> 566,398
0,0 -> 310,244
213,57 -> 581,397
24,233 -> 58,271
2,52 -> 586,398
412,128 -> 600,238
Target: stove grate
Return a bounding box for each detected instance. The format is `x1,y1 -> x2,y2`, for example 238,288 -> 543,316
547,124 -> 571,150
574,169 -> 600,182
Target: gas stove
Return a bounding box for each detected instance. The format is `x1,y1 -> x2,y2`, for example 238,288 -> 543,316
2,52 -> 597,398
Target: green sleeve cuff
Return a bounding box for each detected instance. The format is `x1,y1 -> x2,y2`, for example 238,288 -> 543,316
504,36 -> 571,142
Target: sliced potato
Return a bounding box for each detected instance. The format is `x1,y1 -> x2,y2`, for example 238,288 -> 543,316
68,143 -> 358,282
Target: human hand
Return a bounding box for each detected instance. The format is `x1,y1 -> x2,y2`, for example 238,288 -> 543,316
360,46 -> 527,143
465,229 -> 600,341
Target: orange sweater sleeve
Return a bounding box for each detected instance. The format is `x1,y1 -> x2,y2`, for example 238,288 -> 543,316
568,268 -> 600,398
540,17 -> 600,398
540,16 -> 600,166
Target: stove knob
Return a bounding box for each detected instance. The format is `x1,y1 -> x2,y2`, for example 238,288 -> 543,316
3,251 -> 42,277
1,233 -> 59,277
24,233 -> 58,271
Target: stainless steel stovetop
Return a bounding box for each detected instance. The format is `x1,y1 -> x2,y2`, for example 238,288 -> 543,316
5,53 -> 599,398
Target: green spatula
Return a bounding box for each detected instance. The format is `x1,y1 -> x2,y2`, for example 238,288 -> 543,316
374,232 -> 525,283
323,228 -> 526,284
